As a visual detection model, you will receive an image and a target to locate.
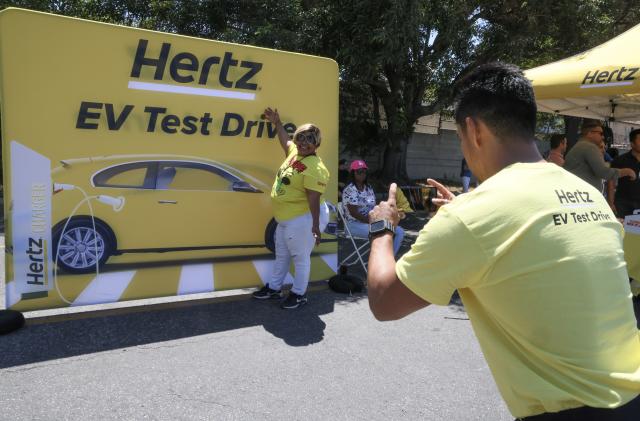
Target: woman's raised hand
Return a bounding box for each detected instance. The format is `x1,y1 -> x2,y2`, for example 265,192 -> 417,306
263,107 -> 281,125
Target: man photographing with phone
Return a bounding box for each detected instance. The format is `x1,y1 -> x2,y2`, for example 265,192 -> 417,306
367,63 -> 640,420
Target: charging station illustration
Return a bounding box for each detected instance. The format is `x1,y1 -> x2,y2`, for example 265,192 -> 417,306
9,141 -> 54,301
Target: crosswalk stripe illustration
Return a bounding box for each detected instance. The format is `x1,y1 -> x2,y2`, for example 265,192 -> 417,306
6,281 -> 20,308
252,259 -> 295,286
320,253 -> 338,273
178,263 -> 215,295
8,253 -> 337,311
72,270 -> 136,306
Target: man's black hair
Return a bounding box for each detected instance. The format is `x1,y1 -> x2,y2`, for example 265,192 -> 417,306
453,62 -> 537,142
629,128 -> 640,144
549,134 -> 566,149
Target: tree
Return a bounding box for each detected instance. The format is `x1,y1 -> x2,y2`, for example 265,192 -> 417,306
315,0 -> 640,181
310,0 -> 483,180
0,1 -> 314,51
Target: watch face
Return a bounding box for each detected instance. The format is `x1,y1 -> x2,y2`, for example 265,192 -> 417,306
370,220 -> 385,232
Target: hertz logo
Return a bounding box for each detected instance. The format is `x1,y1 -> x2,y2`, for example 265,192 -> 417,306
581,67 -> 638,89
128,39 -> 263,101
26,237 -> 47,286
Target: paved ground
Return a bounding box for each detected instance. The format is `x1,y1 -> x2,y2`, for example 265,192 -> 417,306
0,227 -> 514,420
0,292 -> 512,421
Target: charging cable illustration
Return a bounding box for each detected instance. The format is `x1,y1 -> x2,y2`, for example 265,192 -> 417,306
52,183 -> 125,304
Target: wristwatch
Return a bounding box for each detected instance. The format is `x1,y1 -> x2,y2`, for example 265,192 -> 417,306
369,219 -> 396,239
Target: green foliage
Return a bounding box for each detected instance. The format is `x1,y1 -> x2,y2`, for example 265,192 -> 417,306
338,79 -> 382,157
0,1 -> 317,50
476,0 -> 640,69
536,113 -> 565,139
324,0 -> 640,180
312,0 -> 484,179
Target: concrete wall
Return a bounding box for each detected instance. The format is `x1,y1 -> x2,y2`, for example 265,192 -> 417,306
341,128 -> 464,182
406,129 -> 550,182
341,114 -> 639,183
406,129 -> 462,181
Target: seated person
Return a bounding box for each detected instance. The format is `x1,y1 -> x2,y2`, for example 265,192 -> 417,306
394,186 -> 414,219
342,160 -> 405,255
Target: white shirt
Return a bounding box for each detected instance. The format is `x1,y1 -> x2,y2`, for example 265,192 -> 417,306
342,182 -> 376,223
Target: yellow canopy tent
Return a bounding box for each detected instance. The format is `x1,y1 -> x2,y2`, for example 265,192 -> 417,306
525,22 -> 640,124
525,27 -> 640,285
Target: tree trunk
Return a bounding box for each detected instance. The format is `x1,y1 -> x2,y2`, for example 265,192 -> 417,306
382,136 -> 410,184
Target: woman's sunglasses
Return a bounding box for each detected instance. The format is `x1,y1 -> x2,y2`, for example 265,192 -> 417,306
294,131 -> 318,146
354,169 -> 367,174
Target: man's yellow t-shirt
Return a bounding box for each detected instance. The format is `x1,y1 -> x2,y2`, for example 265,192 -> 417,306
396,162 -> 640,418
270,144 -> 328,222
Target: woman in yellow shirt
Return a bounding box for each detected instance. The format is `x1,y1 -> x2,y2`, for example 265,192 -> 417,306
252,107 -> 330,309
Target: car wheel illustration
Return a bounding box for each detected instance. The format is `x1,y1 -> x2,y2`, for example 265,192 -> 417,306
52,217 -> 115,274
265,218 -> 278,253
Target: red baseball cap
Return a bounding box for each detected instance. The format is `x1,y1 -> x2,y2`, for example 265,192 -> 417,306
350,160 -> 368,171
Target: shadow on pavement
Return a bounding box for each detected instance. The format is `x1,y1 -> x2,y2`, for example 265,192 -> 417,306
0,288 -> 364,369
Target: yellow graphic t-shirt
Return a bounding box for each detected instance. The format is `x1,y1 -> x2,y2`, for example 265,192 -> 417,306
396,162 -> 640,418
395,188 -> 414,214
271,144 -> 329,221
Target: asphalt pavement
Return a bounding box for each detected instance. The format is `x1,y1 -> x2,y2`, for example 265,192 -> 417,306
0,292 -> 511,420
0,229 -> 514,420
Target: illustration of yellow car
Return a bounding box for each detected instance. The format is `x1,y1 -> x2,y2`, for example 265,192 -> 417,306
51,155 -> 336,273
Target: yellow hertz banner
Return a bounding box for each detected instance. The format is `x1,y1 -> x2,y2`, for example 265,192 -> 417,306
0,8 -> 338,311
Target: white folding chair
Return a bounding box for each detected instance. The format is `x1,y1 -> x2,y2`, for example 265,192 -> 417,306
337,202 -> 369,274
